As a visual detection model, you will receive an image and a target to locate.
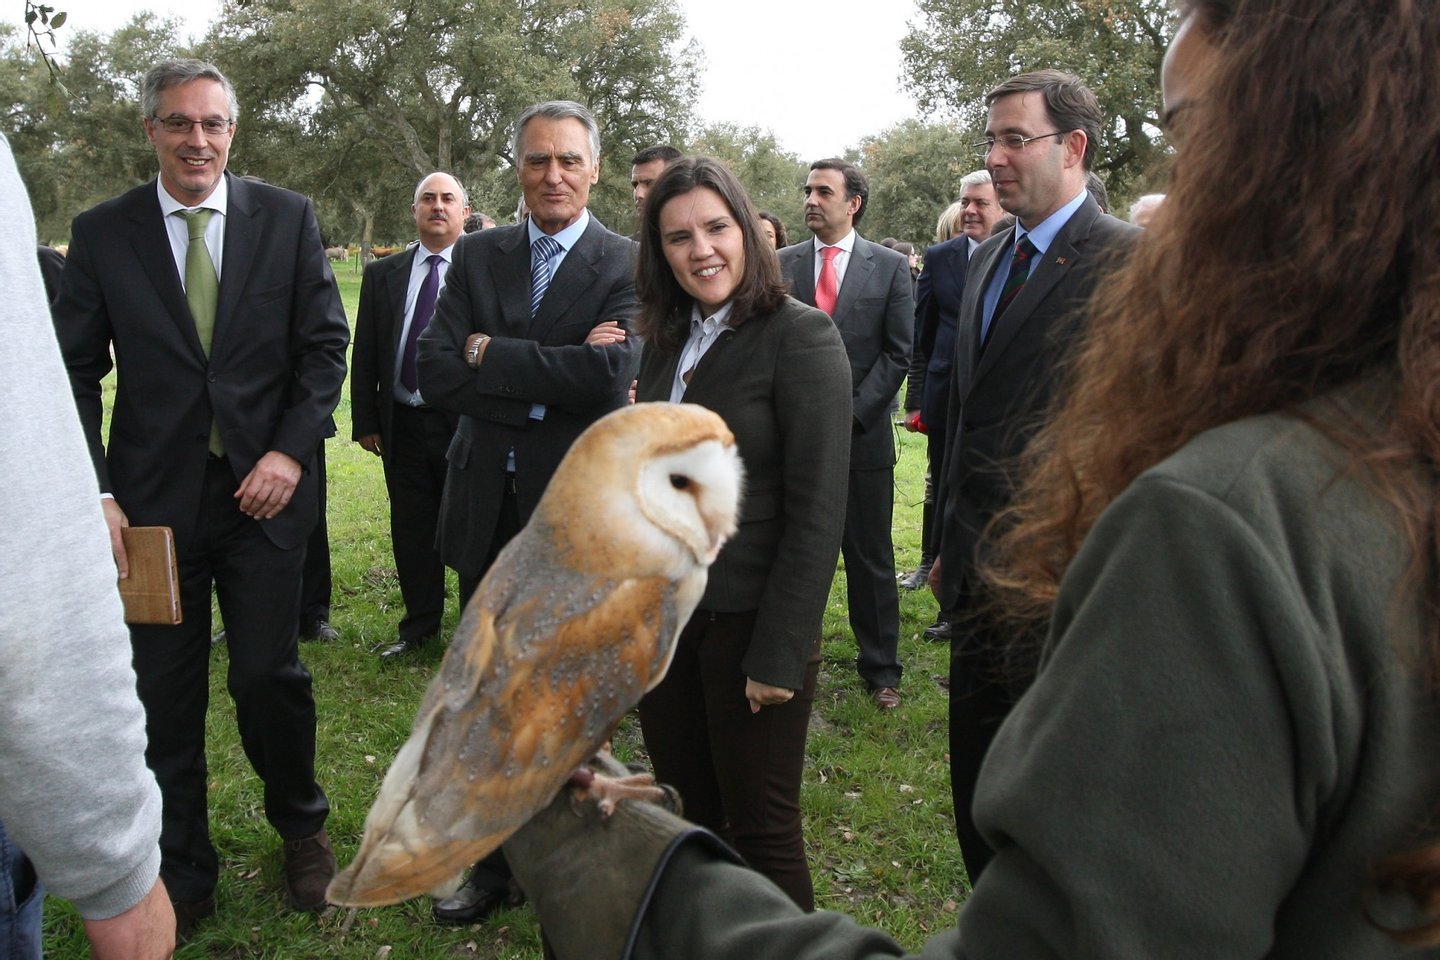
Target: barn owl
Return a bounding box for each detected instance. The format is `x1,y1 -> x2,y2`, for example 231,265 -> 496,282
327,401 -> 743,907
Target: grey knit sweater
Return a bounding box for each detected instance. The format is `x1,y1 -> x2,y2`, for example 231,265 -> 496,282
0,133 -> 163,920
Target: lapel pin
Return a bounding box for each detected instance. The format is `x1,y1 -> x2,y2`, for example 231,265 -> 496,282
1055,255 -> 1068,265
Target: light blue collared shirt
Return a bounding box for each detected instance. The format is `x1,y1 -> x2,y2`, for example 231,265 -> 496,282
526,208 -> 590,280
981,188 -> 1087,341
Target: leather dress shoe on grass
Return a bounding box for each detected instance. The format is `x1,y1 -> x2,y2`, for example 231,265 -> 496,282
432,873 -> 518,925
301,619 -> 339,642
870,686 -> 902,710
283,828 -> 336,912
897,561 -> 933,591
377,638 -> 422,661
922,619 -> 953,642
172,895 -> 215,943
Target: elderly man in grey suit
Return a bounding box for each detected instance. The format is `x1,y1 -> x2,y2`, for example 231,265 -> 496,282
778,158 -> 913,711
929,69 -> 1139,883
53,59 -> 348,938
415,99 -> 640,925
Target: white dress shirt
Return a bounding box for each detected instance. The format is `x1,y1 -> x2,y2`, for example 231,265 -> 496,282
157,176 -> 227,287
810,229 -> 857,292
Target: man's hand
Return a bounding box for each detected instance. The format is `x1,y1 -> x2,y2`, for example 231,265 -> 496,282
102,498 -> 131,579
744,677 -> 795,714
84,876 -> 175,960
903,410 -> 926,433
585,320 -> 627,347
235,451 -> 303,520
928,556 -> 943,599
357,434 -> 383,457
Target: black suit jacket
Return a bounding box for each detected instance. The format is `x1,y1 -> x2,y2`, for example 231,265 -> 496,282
934,196 -> 1138,611
37,245 -> 65,304
778,235 -> 913,470
903,235 -> 973,434
636,297 -> 852,689
416,215 -> 640,577
54,173 -> 349,551
350,244 -> 457,452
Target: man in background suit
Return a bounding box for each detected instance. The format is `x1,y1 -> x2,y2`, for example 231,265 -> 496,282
779,158 -> 913,711
930,69 -> 1139,882
352,171 -> 469,660
416,99 -> 639,925
629,144 -> 681,231
37,244 -> 65,302
898,171 -> 1002,610
53,59 -> 348,938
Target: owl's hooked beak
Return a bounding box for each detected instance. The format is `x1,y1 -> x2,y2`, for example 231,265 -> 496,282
702,529 -> 730,565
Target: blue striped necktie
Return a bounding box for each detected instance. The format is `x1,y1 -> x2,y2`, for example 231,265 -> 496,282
530,234 -> 564,317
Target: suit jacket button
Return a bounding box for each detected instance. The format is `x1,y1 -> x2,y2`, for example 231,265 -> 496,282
207,372 -> 217,383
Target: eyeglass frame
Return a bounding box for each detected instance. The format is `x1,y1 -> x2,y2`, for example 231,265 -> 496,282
971,131 -> 1070,158
150,115 -> 236,137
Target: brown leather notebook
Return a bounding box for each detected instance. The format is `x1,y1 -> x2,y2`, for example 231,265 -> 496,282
118,526 -> 182,625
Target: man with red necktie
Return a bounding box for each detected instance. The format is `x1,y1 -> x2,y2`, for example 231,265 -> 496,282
778,158 -> 913,712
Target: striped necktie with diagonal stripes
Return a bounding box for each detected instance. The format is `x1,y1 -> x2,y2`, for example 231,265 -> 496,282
530,234 -> 564,317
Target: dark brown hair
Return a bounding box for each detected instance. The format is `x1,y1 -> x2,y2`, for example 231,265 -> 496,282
985,69 -> 1102,172
757,211 -> 787,249
631,145 -> 682,167
635,157 -> 788,354
983,0 -> 1440,943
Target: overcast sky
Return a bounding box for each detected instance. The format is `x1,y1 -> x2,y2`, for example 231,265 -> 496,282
18,0 -> 921,159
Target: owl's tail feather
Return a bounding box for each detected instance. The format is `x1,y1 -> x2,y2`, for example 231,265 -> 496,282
326,722 -> 511,907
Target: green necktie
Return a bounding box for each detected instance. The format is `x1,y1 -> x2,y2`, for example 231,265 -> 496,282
180,209 -> 223,455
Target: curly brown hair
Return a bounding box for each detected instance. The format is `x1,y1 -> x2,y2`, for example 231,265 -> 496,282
984,0 -> 1440,942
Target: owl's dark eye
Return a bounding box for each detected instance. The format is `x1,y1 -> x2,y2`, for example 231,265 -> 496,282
669,474 -> 691,490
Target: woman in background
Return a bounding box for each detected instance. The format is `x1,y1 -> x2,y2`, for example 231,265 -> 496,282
757,210 -> 787,249
932,199 -> 964,244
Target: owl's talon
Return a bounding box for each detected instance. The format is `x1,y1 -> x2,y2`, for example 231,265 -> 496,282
570,770 -> 667,820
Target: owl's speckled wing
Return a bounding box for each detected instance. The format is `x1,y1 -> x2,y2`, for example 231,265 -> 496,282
327,529 -> 683,907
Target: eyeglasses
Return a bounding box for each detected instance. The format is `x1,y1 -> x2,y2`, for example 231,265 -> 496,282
152,115 -> 234,136
971,131 -> 1067,158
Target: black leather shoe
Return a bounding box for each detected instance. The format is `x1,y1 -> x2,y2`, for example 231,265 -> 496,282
377,638 -> 422,661
301,619 -> 339,642
432,873 -> 516,925
922,619 -> 953,642
897,562 -> 933,591
173,895 -> 216,943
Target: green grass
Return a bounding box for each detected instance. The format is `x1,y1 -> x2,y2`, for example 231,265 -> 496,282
41,268 -> 965,957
